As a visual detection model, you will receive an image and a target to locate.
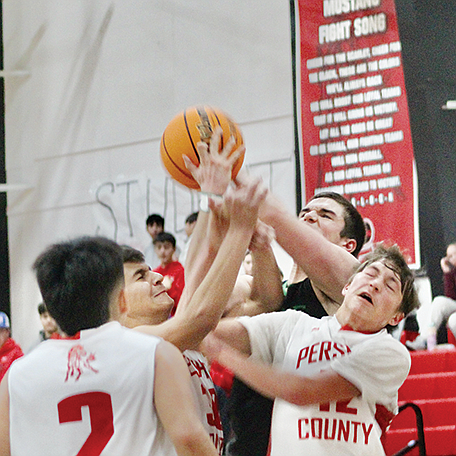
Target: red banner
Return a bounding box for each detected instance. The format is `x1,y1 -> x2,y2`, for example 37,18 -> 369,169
294,0 -> 419,266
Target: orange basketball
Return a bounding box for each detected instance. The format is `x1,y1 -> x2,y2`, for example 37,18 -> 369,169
160,106 -> 245,190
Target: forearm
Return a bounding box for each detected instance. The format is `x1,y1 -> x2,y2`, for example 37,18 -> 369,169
175,224 -> 254,350
173,432 -> 218,456
179,211 -> 221,312
249,246 -> 283,314
216,347 -> 359,406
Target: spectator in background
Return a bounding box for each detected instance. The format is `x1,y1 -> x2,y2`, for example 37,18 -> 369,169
37,302 -> 59,341
0,312 -> 23,382
27,303 -> 60,352
427,242 -> 456,349
143,213 -> 165,269
153,232 -> 185,316
180,211 -> 199,268
241,251 -> 253,276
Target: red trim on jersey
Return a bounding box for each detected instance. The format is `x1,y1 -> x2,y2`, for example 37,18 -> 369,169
51,332 -> 80,340
210,360 -> 234,395
375,403 -> 395,435
340,324 -> 376,335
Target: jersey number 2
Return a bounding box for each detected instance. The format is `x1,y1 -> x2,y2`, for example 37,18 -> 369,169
58,392 -> 114,455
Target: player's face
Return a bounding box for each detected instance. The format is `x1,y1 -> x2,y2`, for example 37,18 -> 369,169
341,260 -> 404,332
123,262 -> 174,321
299,198 -> 347,247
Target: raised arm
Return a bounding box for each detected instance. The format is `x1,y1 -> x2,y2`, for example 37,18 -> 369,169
154,341 -> 218,456
137,178 -> 267,351
223,221 -> 283,317
236,173 -> 359,303
178,127 -> 244,309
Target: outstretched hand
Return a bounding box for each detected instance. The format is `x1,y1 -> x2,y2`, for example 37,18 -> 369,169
183,126 -> 245,195
223,176 -> 267,232
249,220 -> 275,253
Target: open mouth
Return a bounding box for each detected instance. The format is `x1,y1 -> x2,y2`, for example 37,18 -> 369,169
359,292 -> 373,304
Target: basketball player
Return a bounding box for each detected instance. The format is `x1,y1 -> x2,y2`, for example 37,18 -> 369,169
205,244 -> 420,456
184,127 -> 366,455
0,236 -> 218,456
118,165 -> 267,454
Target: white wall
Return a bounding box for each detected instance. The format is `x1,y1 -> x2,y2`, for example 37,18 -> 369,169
3,0 -> 296,348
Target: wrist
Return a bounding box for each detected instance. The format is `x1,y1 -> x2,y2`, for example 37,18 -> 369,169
199,192 -> 224,213
200,191 -> 224,198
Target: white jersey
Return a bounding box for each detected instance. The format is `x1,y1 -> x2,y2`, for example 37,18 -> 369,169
8,321 -> 177,456
183,350 -> 224,454
239,310 -> 411,456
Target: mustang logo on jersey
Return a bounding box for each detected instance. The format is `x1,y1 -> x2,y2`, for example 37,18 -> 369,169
65,344 -> 98,381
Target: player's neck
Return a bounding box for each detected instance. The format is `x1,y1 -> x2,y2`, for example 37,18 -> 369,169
119,312 -> 166,329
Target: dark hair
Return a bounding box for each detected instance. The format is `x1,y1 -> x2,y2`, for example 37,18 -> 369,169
32,236 -> 124,336
153,232 -> 176,248
121,244 -> 145,264
185,212 -> 199,225
146,214 -> 164,228
37,302 -> 48,315
354,243 -> 419,316
310,192 -> 366,258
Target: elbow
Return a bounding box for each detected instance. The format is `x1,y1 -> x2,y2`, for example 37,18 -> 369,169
282,391 -> 311,407
172,428 -> 212,455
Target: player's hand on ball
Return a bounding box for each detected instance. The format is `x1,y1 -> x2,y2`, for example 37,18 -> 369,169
183,126 -> 245,196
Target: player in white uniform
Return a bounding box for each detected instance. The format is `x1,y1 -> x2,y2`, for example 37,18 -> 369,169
205,244 -> 420,456
0,236 -> 218,456
117,135 -> 267,455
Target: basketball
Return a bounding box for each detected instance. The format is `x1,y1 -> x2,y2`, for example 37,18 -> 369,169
160,106 -> 245,190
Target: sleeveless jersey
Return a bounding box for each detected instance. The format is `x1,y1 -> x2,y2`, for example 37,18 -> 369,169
239,310 -> 411,456
183,350 -> 224,454
227,277 -> 327,456
8,321 -> 177,456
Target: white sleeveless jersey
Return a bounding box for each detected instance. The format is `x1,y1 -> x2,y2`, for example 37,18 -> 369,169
8,321 -> 177,456
239,310 -> 411,456
183,350 -> 224,454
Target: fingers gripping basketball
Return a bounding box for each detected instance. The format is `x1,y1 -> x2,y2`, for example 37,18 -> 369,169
160,106 -> 244,190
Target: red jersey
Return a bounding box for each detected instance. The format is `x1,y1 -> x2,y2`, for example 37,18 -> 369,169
154,261 -> 185,316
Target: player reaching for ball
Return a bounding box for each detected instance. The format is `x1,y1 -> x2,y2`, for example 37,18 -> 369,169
115,129 -> 268,455
204,244 -> 420,456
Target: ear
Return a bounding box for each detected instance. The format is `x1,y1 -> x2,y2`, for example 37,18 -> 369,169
117,288 -> 128,315
341,238 -> 357,254
388,311 -> 405,327
342,283 -> 350,296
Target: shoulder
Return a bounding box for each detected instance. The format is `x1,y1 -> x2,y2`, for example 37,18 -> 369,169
239,309 -> 315,339
171,261 -> 184,271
